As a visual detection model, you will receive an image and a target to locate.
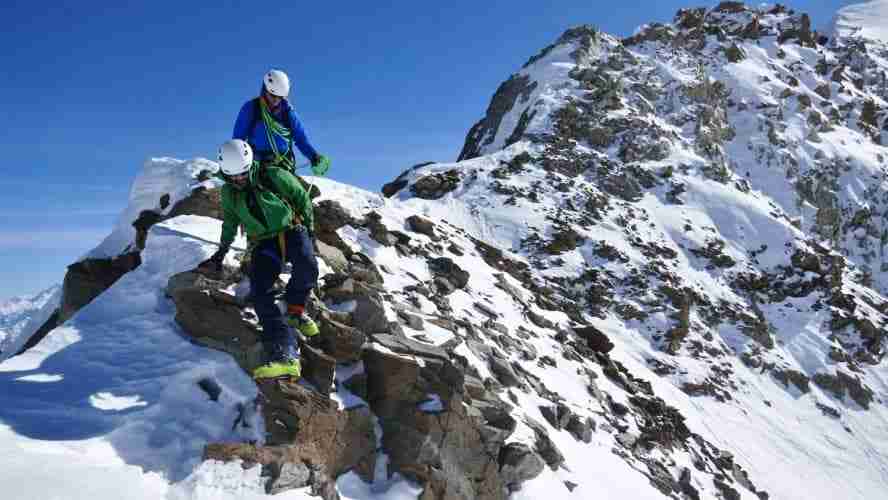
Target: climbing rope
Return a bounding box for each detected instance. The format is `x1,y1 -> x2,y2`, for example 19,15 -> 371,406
259,97 -> 295,170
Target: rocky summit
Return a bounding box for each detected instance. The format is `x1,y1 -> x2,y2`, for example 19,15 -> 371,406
3,2 -> 888,500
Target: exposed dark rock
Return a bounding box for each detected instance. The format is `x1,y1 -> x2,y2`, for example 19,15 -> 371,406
526,310 -> 555,329
773,369 -> 811,394
406,215 -> 439,240
600,171 -> 643,202
133,210 -> 163,250
498,443 -> 545,491
813,371 -> 875,409
381,162 -> 437,198
365,211 -> 397,247
411,170 -> 462,200
348,253 -> 385,285
14,309 -> 60,356
205,380 -> 375,498
318,313 -> 366,363
167,270 -> 263,373
539,403 -> 572,430
301,345 -> 337,395
352,282 -> 390,334
524,417 -> 565,470
566,414 -> 595,443
314,199 -> 354,233
574,325 -> 614,353
713,478 -> 741,500
363,335 -> 510,499
679,468 -> 701,500
167,186 -> 222,220
459,74 -> 538,161
316,240 -> 349,273
428,257 -> 470,289
543,227 -> 584,254
197,377 -> 223,401
490,356 -> 524,388
60,252 -> 142,322
343,372 -> 368,402
629,396 -> 691,449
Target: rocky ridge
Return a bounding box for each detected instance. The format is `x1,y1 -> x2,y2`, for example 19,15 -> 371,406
8,2 -> 888,499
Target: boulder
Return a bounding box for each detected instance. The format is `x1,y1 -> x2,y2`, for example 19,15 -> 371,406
166,271 -> 264,373
489,357 -> 524,388
428,257 -> 470,289
349,253 -> 385,285
574,326 -> 615,353
539,403 -> 572,430
318,313 -> 366,363
352,282 -> 390,334
566,414 -> 595,443
524,417 -> 565,470
363,337 -> 509,499
411,170 -> 461,200
167,186 -> 222,220
167,270 -> 336,393
316,240 -> 349,273
205,380 -> 375,499
498,443 -> 545,491
406,215 -> 439,240
314,200 -> 354,234
301,344 -> 337,394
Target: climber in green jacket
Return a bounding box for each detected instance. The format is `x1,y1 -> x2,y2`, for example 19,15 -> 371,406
199,139 -> 319,380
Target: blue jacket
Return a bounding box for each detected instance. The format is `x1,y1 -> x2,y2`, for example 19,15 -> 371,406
232,98 -> 319,163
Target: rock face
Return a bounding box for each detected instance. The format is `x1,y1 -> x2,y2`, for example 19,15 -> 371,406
205,380 -> 375,499
59,253 -> 142,322
166,270 -> 337,393
364,335 -> 515,499
459,74 -> 539,161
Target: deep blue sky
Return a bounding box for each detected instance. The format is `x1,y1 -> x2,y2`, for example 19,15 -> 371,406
0,0 -> 853,300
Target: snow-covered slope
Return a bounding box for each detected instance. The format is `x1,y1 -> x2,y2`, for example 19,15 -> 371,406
832,0 -> 888,43
3,3 -> 888,500
389,3 -> 888,499
0,285 -> 60,359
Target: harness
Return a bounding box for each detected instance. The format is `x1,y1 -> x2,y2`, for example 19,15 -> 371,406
246,97 -> 296,170
233,165 -> 303,261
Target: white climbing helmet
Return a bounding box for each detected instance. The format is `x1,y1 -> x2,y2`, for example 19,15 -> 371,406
263,69 -> 290,97
218,139 -> 253,176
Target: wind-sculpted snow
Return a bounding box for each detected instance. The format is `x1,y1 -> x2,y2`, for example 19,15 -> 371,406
88,157 -> 221,259
832,0 -> 888,44
0,218 -> 263,498
385,4 -> 888,499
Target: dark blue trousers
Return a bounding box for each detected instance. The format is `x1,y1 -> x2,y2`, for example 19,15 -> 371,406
250,227 -> 319,363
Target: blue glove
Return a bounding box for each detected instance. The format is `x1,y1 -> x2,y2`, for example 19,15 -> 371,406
311,154 -> 331,176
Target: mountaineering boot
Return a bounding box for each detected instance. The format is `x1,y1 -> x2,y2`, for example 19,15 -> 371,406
253,357 -> 301,380
286,305 -> 319,337
288,312 -> 320,337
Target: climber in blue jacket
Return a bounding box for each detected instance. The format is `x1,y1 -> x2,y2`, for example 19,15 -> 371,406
233,69 -> 331,176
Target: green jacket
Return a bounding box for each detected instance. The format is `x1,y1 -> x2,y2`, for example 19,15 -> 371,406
220,168 -> 314,248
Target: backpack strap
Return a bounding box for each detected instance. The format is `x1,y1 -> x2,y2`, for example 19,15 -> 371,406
257,167 -> 302,227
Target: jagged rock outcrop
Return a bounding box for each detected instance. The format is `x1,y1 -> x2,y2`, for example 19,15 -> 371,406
204,380 -> 376,499
59,252 -> 142,322
364,334 -> 515,500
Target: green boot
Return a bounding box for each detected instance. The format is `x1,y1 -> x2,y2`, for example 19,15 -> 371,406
253,358 -> 301,380
287,312 -> 319,337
